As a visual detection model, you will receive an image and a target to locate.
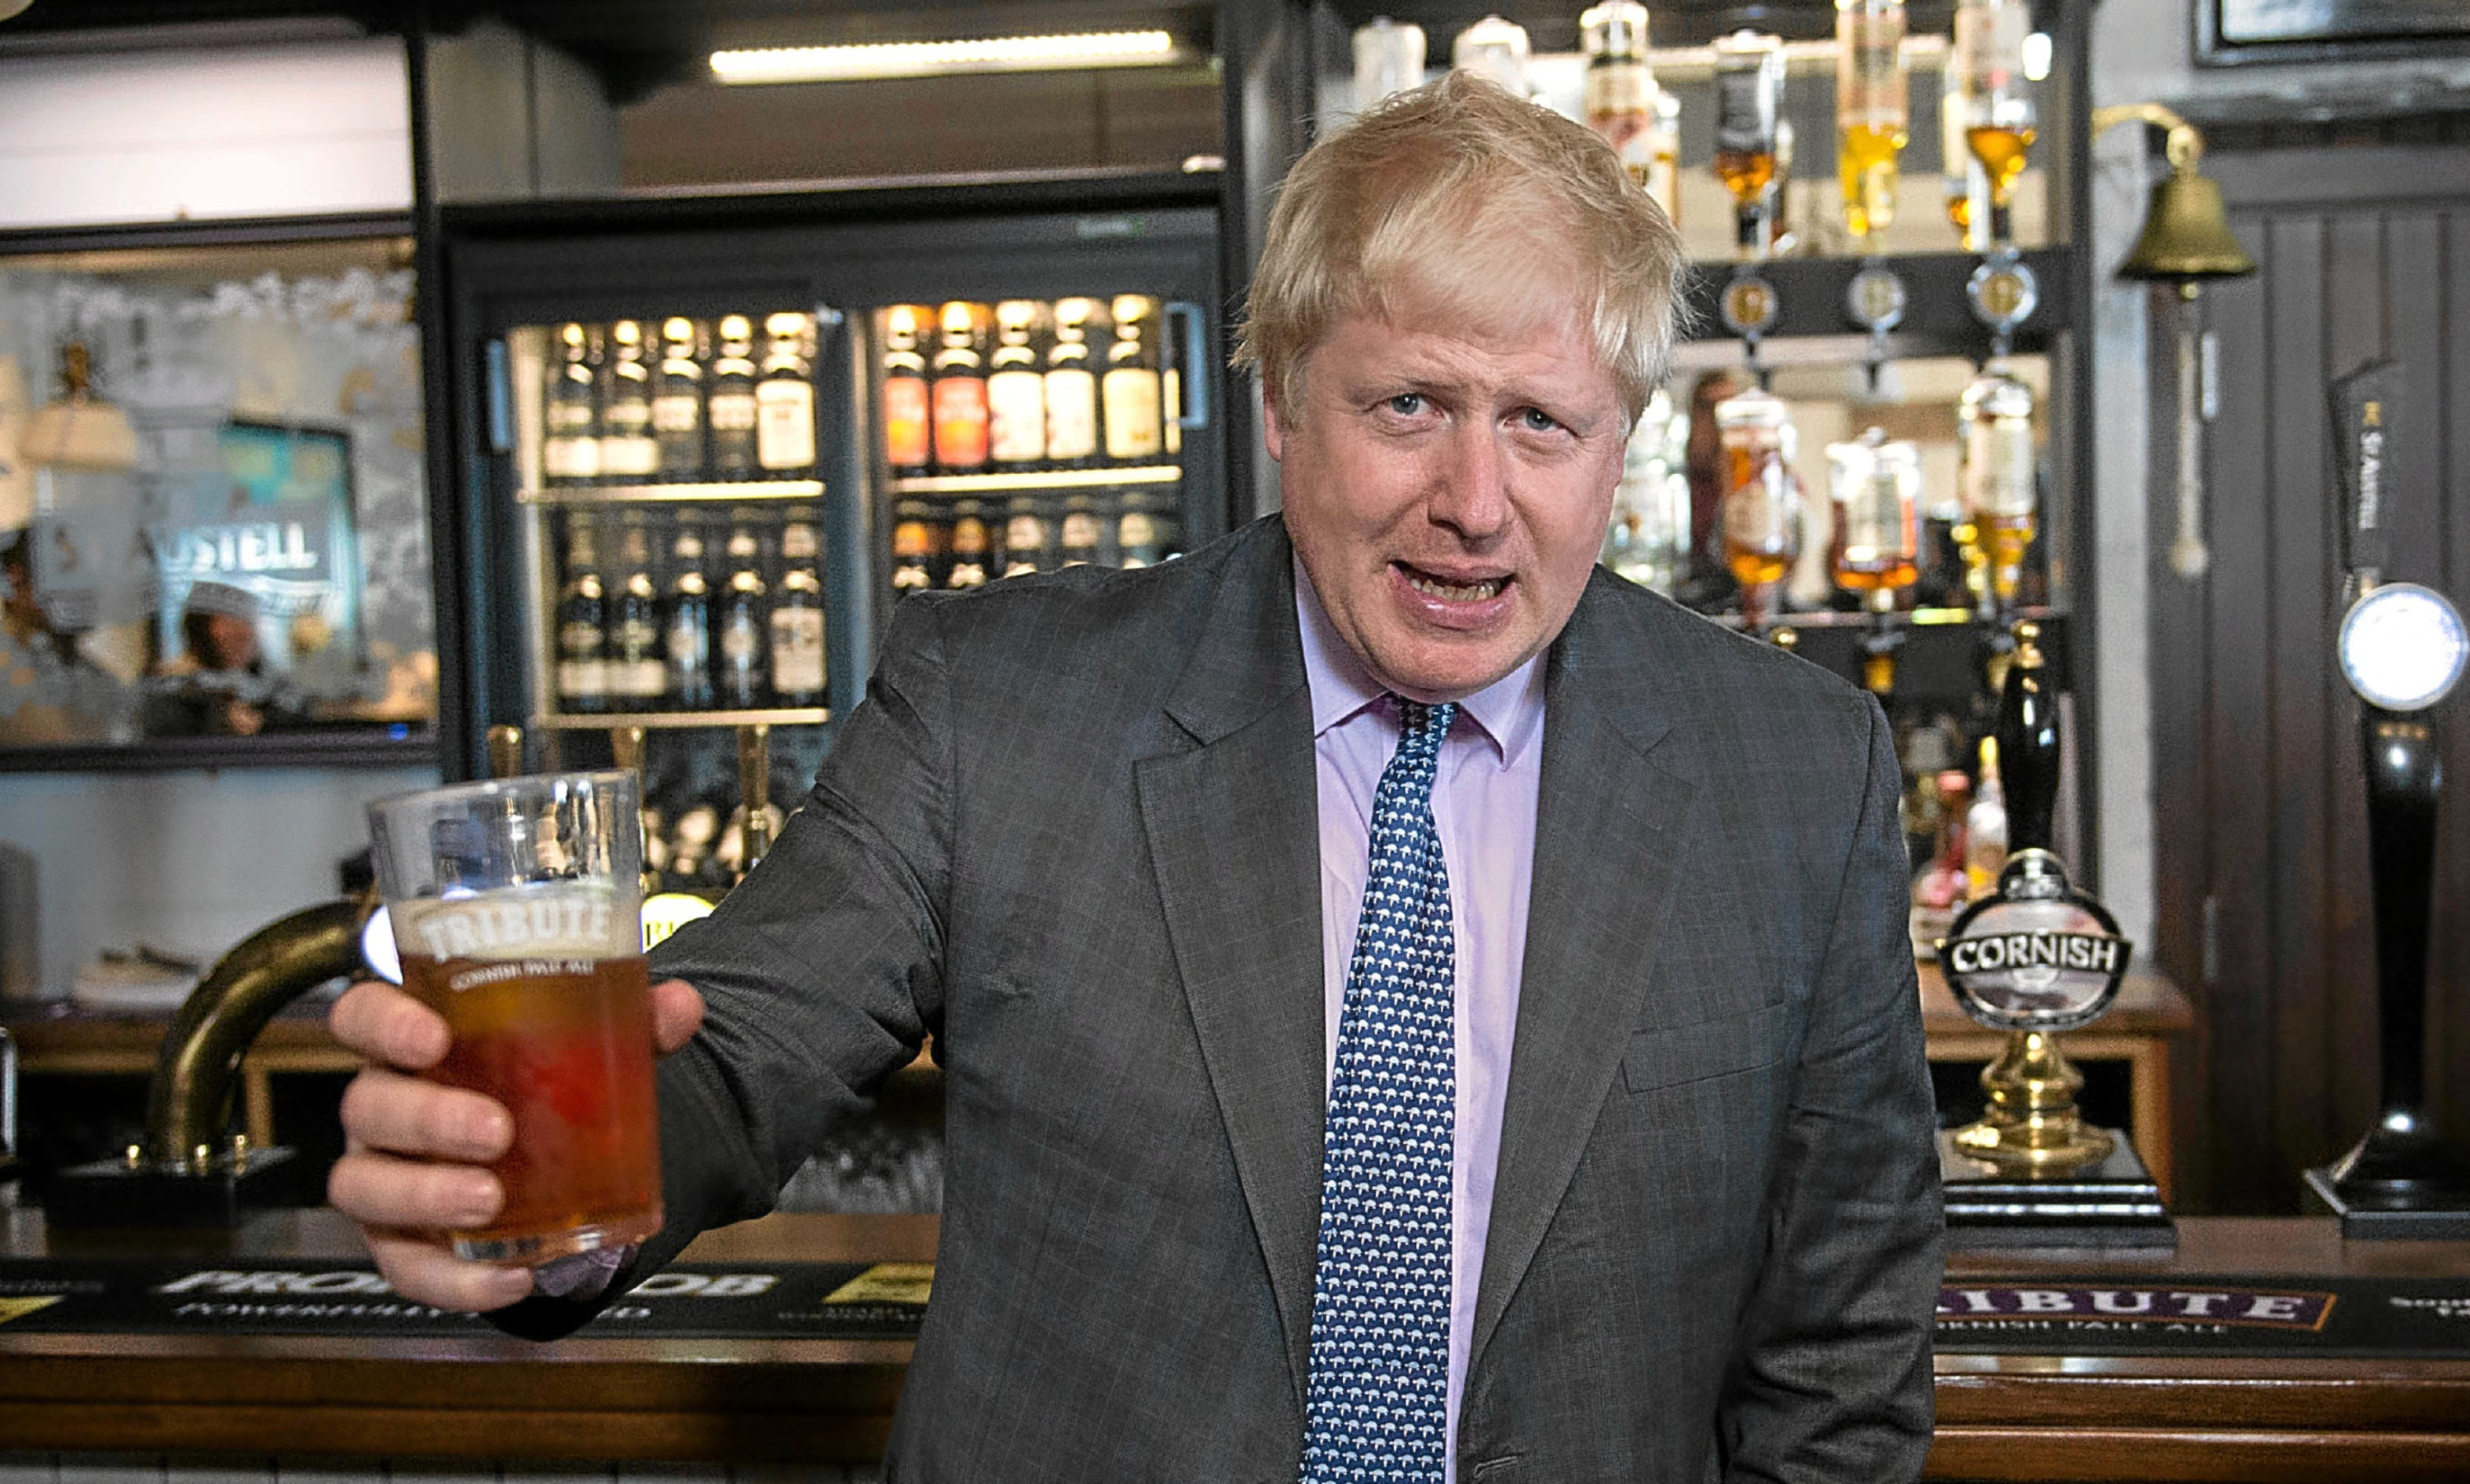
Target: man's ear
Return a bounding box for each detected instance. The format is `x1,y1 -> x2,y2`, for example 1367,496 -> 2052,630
1261,381 -> 1285,464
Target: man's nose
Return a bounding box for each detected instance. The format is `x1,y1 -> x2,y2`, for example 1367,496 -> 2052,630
1426,422 -> 1512,540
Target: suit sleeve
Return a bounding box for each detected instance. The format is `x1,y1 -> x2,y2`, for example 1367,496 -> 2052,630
1718,694 -> 1942,1482
492,595 -> 954,1341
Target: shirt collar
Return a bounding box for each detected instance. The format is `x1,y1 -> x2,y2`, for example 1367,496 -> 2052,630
1293,556 -> 1546,766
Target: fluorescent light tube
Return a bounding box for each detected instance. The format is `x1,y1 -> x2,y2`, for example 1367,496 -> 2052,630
711,30 -> 1181,85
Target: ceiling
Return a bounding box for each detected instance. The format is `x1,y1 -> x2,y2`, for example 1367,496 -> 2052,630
0,0 -> 1219,102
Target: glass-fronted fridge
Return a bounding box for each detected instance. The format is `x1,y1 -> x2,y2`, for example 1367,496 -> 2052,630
436,174 -> 1230,893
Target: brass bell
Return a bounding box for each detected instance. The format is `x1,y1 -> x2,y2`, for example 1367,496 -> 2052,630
2119,167 -> 2255,284
2095,104 -> 2258,285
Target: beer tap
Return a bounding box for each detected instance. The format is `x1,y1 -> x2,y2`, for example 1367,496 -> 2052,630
2308,359 -> 2470,1230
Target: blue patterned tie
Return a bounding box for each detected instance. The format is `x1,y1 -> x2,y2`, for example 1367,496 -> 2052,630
1305,698 -> 1458,1484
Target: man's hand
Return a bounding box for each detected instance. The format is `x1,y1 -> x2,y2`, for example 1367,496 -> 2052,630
326,975 -> 706,1313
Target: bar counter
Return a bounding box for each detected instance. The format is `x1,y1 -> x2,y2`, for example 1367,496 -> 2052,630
2,1209 -> 2466,1480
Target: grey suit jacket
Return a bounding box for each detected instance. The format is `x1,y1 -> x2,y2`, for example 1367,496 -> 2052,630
593,514 -> 1940,1482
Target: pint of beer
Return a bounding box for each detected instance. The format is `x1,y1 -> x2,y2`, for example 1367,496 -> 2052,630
367,771 -> 662,1263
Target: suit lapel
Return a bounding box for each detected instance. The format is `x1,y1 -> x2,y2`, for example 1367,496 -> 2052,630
1135,525 -> 1326,1406
1470,575 -> 1702,1377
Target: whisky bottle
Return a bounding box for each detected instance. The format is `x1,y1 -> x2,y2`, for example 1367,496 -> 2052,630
1828,429 -> 1922,610
1116,492 -> 1166,569
1964,735 -> 2009,900
1954,0 -> 2036,249
1713,384 -> 1802,629
1579,3 -> 1668,220
1959,361 -> 2039,609
882,305 -> 933,477
1834,0 -> 1909,244
947,500 -> 994,588
715,517 -> 770,708
554,514 -> 609,714
599,320 -> 659,483
664,517 -> 715,710
1711,30 -> 1785,259
607,515 -> 667,707
987,300 -> 1048,468
755,312 -> 818,477
1044,297 -> 1102,467
708,315 -> 761,481
771,511 -> 826,707
1452,12 -> 1529,94
1102,295 -> 1165,463
1910,769 -> 1972,951
890,500 -> 944,598
542,322 -> 601,486
652,317 -> 708,483
931,301 -> 991,473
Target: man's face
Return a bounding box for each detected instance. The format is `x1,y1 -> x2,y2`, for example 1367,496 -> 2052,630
1267,305 -> 1627,703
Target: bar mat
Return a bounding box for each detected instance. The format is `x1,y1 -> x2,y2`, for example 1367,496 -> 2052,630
0,1258 -> 929,1341
1936,1274 -> 2470,1356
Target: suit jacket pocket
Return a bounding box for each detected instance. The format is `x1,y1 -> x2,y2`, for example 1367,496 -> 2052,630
1620,1002 -> 1787,1095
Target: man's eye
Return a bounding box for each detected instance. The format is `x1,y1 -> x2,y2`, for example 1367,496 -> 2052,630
1519,407 -> 1564,433
1385,393 -> 1426,416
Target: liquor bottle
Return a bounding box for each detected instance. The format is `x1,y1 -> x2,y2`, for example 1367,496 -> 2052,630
987,300 -> 1048,468
1453,13 -> 1530,94
1711,30 -> 1786,259
1828,429 -> 1922,612
756,312 -> 818,477
554,514 -> 609,714
1714,384 -> 1803,629
1351,16 -> 1425,113
1834,0 -> 1909,244
652,317 -> 708,483
947,500 -> 994,588
1910,769 -> 1972,952
715,517 -> 770,708
890,501 -> 944,597
1580,3 -> 1671,221
882,305 -> 933,477
1964,736 -> 2009,901
708,315 -> 761,480
1102,295 -> 1166,463
1003,496 -> 1050,578
542,322 -> 601,486
1601,388 -> 1690,594
931,301 -> 991,473
1959,360 -> 2039,610
1044,297 -> 1103,467
771,510 -> 826,707
598,320 -> 659,483
1059,496 -> 1103,566
1650,90 -> 1682,230
664,517 -> 715,710
1954,0 -> 2035,249
606,516 -> 667,707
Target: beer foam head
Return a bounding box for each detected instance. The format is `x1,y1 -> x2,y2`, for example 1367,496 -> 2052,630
393,882 -> 632,962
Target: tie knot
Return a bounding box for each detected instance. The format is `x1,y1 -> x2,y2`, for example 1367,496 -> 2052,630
1399,699 -> 1457,745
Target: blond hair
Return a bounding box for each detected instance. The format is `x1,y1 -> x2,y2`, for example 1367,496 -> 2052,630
1233,69 -> 1686,426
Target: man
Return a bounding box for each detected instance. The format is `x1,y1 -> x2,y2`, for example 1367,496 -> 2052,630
332,72 -> 1941,1482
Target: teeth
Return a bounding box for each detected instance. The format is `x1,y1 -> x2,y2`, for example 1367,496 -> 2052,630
1405,571 -> 1503,602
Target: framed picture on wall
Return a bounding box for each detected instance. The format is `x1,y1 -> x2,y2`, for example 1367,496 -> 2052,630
2203,0 -> 2470,64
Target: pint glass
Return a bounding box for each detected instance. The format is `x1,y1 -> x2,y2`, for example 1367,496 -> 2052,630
367,770 -> 661,1263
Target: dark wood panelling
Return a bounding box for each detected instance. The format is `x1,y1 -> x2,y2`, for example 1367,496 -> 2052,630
2158,146 -> 2470,1211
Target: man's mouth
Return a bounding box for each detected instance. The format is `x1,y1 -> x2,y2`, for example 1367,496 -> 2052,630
1398,563 -> 1508,602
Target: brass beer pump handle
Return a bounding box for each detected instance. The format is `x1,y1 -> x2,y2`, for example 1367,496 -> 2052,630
486,725 -> 525,780
1950,1029 -> 2116,1175
737,723 -> 772,877
147,895 -> 378,1170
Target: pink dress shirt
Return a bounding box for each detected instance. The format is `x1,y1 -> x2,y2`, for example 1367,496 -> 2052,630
1296,563 -> 1545,1479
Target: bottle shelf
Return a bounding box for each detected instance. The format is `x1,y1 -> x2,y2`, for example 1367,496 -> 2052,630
1721,603 -> 2062,633
889,465 -> 1181,495
520,479 -> 825,506
534,707 -> 830,731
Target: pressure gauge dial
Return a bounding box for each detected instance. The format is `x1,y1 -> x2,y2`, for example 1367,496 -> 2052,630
2339,581 -> 2468,713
